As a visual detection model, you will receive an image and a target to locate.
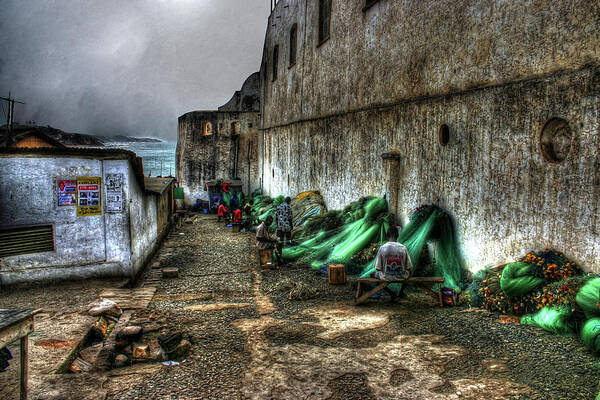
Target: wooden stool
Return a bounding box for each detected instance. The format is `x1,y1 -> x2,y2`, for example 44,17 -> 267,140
258,249 -> 274,269
328,264 -> 346,284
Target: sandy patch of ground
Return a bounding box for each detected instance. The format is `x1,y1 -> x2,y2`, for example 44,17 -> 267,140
302,304 -> 394,339
184,302 -> 251,312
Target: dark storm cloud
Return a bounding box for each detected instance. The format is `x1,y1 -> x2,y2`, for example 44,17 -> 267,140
0,0 -> 270,140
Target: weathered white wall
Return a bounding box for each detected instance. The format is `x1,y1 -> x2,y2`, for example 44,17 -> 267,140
128,163 -> 159,278
0,155 -> 162,285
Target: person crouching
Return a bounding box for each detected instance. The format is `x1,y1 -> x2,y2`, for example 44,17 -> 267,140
255,216 -> 283,267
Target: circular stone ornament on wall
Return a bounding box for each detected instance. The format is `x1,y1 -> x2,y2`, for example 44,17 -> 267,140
438,124 -> 450,146
540,118 -> 572,163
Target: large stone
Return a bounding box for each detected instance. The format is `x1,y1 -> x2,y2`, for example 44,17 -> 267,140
132,342 -> 149,359
114,354 -> 129,368
168,339 -> 191,360
162,268 -> 179,278
88,299 -> 122,317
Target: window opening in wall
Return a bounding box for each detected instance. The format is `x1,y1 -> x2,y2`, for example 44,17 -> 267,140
363,0 -> 381,12
272,45 -> 279,81
289,24 -> 298,67
540,118 -> 572,163
248,123 -> 253,129
272,168 -> 275,178
203,122 -> 213,136
438,124 -> 450,146
318,0 -> 331,46
232,122 -> 241,135
0,225 -> 55,258
219,122 -> 224,131
287,174 -> 290,186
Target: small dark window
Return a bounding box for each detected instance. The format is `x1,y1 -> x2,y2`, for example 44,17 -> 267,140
272,45 -> 279,81
363,0 -> 380,12
248,123 -> 253,128
289,24 -> 298,66
0,225 -> 55,258
438,124 -> 450,146
318,0 -> 331,45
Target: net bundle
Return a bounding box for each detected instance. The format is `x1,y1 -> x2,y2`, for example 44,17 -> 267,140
281,197 -> 393,270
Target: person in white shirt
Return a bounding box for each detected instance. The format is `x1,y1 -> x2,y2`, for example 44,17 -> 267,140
372,226 -> 413,301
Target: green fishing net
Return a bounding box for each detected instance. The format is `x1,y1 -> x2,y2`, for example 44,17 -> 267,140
521,306 -> 575,335
581,318 -> 600,353
576,278 -> 600,318
281,197 -> 393,270
500,262 -> 545,298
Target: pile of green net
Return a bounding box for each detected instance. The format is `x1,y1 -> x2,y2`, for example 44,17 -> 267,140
281,196 -> 394,270
358,204 -> 464,291
463,248 -> 600,359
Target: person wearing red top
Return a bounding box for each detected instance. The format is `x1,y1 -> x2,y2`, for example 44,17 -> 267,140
233,209 -> 242,224
217,203 -> 227,222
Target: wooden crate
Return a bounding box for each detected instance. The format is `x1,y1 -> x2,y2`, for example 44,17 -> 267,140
258,249 -> 274,268
328,264 -> 346,284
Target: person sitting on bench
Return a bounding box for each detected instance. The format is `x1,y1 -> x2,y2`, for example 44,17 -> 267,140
256,216 -> 283,267
372,225 -> 413,301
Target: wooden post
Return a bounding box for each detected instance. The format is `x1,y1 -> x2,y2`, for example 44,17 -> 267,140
20,335 -> 28,400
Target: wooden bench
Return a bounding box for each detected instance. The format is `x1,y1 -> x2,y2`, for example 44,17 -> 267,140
355,277 -> 445,306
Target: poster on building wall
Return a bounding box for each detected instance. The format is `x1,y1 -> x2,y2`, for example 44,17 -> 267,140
76,177 -> 102,216
57,179 -> 77,206
105,173 -> 123,213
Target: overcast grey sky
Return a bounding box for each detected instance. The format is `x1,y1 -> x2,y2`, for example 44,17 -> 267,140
0,0 -> 270,140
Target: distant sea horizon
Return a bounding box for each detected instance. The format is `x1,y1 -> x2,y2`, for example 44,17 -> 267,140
104,140 -> 177,178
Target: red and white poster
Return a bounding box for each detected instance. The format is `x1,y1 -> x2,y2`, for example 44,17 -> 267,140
57,179 -> 77,206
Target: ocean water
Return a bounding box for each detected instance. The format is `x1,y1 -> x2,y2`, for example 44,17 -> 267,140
105,141 -> 177,177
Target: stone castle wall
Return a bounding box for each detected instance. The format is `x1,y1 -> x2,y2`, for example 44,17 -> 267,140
259,0 -> 600,273
176,73 -> 262,205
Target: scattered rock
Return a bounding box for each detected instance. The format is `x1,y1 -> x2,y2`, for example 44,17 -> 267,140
168,339 -> 191,360
120,326 -> 143,337
88,299 -> 122,317
69,357 -> 94,373
158,334 -> 182,354
132,343 -> 149,359
114,354 -> 129,368
162,268 -> 179,278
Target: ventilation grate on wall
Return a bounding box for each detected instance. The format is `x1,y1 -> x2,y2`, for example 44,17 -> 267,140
0,225 -> 55,258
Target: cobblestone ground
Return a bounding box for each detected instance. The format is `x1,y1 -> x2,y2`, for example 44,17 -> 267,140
1,214 -> 598,399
